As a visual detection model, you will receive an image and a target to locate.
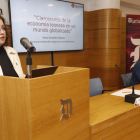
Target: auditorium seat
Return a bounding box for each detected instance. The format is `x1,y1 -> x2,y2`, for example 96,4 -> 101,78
90,78 -> 113,97
121,73 -> 132,87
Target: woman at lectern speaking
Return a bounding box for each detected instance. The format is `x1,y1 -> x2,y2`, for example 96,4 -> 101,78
0,15 -> 25,78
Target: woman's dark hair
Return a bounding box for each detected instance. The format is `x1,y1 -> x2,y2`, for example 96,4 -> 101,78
0,15 -> 8,46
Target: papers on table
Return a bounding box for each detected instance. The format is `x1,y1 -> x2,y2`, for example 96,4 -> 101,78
111,89 -> 140,97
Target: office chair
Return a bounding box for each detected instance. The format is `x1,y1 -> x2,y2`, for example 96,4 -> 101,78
89,78 -> 113,97
121,73 -> 132,87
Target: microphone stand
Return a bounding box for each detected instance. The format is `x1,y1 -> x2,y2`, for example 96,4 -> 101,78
26,51 -> 32,78
51,51 -> 54,66
115,65 -> 140,103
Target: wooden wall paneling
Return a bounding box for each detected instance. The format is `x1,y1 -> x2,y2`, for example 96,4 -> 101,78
89,9 -> 121,30
54,49 -> 89,68
53,51 -> 67,66
84,11 -> 89,30
89,9 -> 121,90
84,11 -> 90,65
89,29 -> 121,49
120,63 -> 126,88
89,48 -> 120,88
90,68 -> 119,88
120,36 -> 126,64
65,50 -> 89,67
89,48 -> 120,68
84,30 -> 90,49
120,63 -> 126,72
7,25 -> 12,46
121,17 -> 126,33
103,86 -> 120,90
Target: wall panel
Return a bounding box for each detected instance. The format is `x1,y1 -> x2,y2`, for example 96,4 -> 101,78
89,29 -> 121,49
90,68 -> 119,88
89,48 -> 120,68
89,9 -> 121,90
89,9 -> 121,29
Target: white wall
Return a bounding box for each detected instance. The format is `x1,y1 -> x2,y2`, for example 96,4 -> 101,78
121,0 -> 140,5
88,0 -> 120,11
120,0 -> 140,17
121,5 -> 140,17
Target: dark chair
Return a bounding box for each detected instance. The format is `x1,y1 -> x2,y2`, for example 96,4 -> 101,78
121,73 -> 132,87
89,78 -> 113,97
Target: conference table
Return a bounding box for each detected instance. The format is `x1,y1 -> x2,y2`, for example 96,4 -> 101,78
89,84 -> 140,140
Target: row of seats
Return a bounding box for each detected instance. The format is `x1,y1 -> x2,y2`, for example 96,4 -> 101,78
90,73 -> 132,97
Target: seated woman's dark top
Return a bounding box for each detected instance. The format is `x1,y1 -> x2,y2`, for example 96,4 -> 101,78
129,60 -> 140,86
0,46 -> 18,77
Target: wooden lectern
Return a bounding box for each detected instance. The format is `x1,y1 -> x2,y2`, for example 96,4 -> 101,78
0,66 -> 89,140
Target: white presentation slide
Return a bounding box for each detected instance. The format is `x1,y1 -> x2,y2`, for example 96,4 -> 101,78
10,0 -> 84,52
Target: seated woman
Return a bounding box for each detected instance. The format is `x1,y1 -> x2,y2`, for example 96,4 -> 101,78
0,15 -> 25,78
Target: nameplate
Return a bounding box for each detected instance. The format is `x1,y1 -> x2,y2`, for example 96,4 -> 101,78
134,97 -> 140,106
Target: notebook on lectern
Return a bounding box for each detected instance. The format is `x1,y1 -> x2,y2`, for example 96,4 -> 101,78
31,66 -> 58,78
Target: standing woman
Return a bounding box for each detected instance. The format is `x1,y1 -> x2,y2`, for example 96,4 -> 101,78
0,15 -> 25,78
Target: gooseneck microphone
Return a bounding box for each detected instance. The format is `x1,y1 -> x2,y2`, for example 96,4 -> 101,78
20,37 -> 36,53
115,64 -> 140,103
20,37 -> 36,78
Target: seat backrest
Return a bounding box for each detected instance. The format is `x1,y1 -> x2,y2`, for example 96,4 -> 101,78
121,73 -> 132,87
90,78 -> 103,97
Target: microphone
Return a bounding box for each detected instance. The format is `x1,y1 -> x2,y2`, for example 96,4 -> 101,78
20,37 -> 36,53
115,64 -> 140,103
